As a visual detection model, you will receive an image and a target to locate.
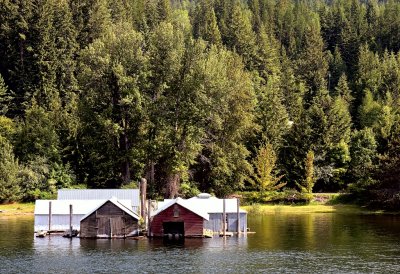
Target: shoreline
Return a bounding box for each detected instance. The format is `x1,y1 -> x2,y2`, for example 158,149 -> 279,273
1,201 -> 398,217
0,203 -> 35,217
243,204 -> 400,215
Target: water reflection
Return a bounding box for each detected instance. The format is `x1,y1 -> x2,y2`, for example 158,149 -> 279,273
1,213 -> 400,273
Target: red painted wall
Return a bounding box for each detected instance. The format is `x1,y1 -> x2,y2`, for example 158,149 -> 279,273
150,204 -> 204,237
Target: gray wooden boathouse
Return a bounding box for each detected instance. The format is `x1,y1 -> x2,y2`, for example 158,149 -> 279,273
80,199 -> 140,238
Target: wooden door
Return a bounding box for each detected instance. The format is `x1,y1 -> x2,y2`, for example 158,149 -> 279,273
97,217 -> 111,238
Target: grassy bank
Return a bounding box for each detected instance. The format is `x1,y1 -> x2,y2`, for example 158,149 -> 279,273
241,193 -> 398,215
242,204 -> 373,215
0,203 -> 35,216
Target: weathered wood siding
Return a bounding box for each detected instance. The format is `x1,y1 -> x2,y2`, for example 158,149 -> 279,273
80,201 -> 138,238
150,204 -> 204,237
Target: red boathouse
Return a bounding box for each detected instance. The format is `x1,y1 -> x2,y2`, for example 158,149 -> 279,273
150,198 -> 209,237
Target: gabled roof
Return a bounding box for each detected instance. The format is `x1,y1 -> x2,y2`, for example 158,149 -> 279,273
80,198 -> 140,222
34,199 -> 133,215
152,197 -> 209,220
57,189 -> 140,206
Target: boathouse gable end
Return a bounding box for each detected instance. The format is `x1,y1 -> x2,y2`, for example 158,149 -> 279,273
150,203 -> 205,237
80,200 -> 139,238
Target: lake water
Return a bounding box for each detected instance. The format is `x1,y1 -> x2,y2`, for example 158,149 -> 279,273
1,213 -> 400,273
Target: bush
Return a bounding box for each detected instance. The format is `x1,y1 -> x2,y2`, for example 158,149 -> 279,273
179,181 -> 200,198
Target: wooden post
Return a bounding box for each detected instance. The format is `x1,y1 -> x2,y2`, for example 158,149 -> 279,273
140,178 -> 147,220
69,204 -> 73,237
48,201 -> 52,233
236,198 -> 240,234
109,218 -> 112,238
147,199 -> 151,237
222,199 -> 226,237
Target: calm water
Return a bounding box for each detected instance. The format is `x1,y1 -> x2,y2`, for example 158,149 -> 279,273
1,213 -> 400,273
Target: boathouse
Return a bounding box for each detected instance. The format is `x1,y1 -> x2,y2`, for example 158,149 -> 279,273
150,198 -> 209,237
151,194 -> 247,237
80,199 -> 140,238
34,199 -> 133,232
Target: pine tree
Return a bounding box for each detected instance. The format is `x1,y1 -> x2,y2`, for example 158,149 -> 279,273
192,0 -> 222,46
0,74 -> 13,115
225,2 -> 257,69
334,74 -> 353,104
255,74 -> 289,149
328,46 -> 347,91
296,16 -> 328,102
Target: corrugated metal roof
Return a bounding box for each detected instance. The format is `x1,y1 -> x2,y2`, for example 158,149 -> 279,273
57,189 -> 140,206
34,199 -> 132,215
152,198 -> 209,220
81,198 -> 140,221
188,196 -> 246,214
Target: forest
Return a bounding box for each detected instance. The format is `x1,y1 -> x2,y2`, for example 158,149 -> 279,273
0,0 -> 399,209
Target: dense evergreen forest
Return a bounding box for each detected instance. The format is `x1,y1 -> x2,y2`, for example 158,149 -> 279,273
1,0 -> 400,209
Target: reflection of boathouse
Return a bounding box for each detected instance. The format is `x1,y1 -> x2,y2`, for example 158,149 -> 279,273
150,193 -> 247,237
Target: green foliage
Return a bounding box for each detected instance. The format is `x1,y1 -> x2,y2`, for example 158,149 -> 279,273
304,150 -> 315,194
242,189 -> 312,205
1,0 -> 400,207
0,137 -> 21,203
253,143 -> 286,192
0,74 -> 13,115
179,181 -> 200,198
15,102 -> 60,163
348,128 -> 377,193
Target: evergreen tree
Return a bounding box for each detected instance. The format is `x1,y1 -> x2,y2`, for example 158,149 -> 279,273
296,16 -> 328,102
348,128 -> 377,194
255,74 -> 289,149
334,74 -> 353,104
225,2 -> 257,69
192,0 -> 222,46
0,74 -> 13,115
328,46 -> 347,91
70,0 -> 111,48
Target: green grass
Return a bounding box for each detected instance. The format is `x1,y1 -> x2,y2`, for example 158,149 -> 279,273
0,203 -> 35,216
242,193 -> 396,215
242,204 -> 369,215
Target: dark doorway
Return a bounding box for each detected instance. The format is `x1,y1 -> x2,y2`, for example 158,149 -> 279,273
163,222 -> 184,237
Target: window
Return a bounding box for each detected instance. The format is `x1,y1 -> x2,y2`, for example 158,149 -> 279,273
173,205 -> 180,217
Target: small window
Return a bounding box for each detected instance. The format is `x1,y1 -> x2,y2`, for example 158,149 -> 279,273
173,205 -> 180,217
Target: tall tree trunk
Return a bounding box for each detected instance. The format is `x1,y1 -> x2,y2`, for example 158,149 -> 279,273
120,117 -> 130,184
165,173 -> 180,198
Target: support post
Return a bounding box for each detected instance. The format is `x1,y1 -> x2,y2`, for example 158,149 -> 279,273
140,178 -> 147,220
147,199 -> 151,237
69,204 -> 73,237
48,201 -> 52,233
223,199 -> 226,237
109,218 -> 112,238
237,198 -> 240,234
